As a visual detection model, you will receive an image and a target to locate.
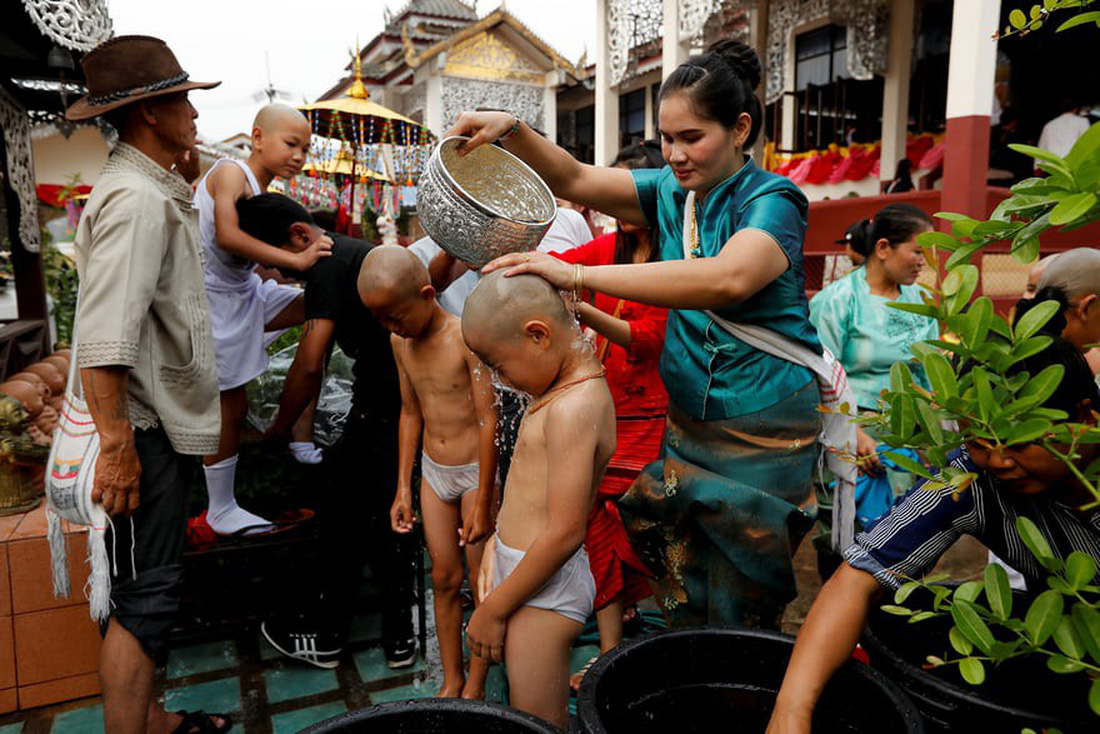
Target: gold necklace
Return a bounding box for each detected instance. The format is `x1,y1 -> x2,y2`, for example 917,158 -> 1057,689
689,198 -> 702,259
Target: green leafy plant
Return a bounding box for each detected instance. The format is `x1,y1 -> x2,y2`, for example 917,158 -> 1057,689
884,517 -> 1100,714
997,1 -> 1100,39
860,121 -> 1100,717
40,226 -> 77,349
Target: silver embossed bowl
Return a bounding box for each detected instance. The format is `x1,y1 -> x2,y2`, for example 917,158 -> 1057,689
417,136 -> 556,268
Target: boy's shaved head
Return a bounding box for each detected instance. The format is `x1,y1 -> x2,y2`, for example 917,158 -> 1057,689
358,244 -> 430,305
253,103 -> 309,133
463,270 -> 573,344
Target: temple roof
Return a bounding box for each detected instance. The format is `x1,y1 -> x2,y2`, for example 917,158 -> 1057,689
384,0 -> 478,32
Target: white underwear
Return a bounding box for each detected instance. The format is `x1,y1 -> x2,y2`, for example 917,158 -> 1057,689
491,536 -> 595,625
421,452 -> 481,503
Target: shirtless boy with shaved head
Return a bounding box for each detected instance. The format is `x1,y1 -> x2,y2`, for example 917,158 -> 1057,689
461,271 -> 616,729
194,103 -> 332,536
358,245 -> 499,699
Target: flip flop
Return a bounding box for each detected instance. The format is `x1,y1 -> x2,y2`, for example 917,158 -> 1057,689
214,508 -> 316,542
172,709 -> 232,733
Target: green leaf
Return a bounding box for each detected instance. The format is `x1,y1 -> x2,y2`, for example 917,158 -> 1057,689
889,301 -> 941,318
1011,214 -> 1053,262
923,352 -> 958,399
1065,552 -> 1098,589
1008,336 -> 1054,365
1013,235 -> 1042,265
1009,143 -> 1067,169
884,451 -> 934,481
951,600 -> 996,655
880,604 -> 912,616
1057,10 -> 1100,31
945,265 -> 980,315
973,368 -> 995,422
1009,8 -> 1028,28
909,611 -> 938,623
894,581 -> 920,605
1053,616 -> 1086,659
890,361 -> 915,394
917,230 -> 961,250
984,563 -> 1012,620
1072,603 -> 1100,664
1017,517 -> 1062,572
1050,191 -> 1098,227
914,399 -> 944,444
1014,363 -> 1064,408
1014,299 -> 1061,341
958,657 -> 986,685
961,297 -> 993,349
1005,418 -> 1054,445
1047,654 -> 1086,674
1024,590 -> 1064,646
949,625 -> 974,655
1066,121 -> 1100,170
954,581 -> 985,604
945,240 -> 987,270
1090,677 -> 1100,716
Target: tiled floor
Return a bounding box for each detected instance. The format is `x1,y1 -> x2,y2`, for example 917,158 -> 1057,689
0,604 -> 661,732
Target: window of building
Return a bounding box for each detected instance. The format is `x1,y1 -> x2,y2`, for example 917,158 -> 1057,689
575,105 -> 595,164
795,24 -> 849,92
619,88 -> 645,149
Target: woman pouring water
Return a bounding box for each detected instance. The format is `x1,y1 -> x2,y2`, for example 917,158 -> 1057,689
451,39 -> 837,629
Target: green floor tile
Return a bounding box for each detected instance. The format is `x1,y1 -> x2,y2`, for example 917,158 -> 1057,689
349,612 -> 382,642
167,640 -> 239,679
163,677 -> 242,715
353,647 -> 426,685
484,665 -> 509,704
51,705 -> 104,734
369,679 -> 434,704
569,644 -> 601,676
0,724 -> 24,734
264,664 -> 339,704
270,701 -> 347,734
258,632 -> 284,661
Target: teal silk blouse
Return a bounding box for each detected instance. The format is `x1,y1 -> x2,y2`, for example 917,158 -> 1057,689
632,160 -> 821,421
809,267 -> 939,411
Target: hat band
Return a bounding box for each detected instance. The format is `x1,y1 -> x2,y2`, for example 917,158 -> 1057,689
86,71 -> 190,107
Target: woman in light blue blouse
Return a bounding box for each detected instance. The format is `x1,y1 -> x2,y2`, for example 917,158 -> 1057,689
450,40 -> 821,628
810,204 -> 938,474
810,205 -> 937,529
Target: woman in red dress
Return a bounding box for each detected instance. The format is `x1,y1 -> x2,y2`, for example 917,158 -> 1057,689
555,142 -> 669,685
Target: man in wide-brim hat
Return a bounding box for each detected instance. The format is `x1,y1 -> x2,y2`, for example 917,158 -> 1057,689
68,35 -> 229,733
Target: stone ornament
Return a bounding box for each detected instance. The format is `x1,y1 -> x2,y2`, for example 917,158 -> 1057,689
20,0 -> 114,53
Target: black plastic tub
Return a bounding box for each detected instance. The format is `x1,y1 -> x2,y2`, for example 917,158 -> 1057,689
863,593 -> 1095,733
576,627 -> 924,734
301,698 -> 561,733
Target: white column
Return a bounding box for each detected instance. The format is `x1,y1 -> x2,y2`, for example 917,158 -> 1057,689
425,72 -> 444,135
880,0 -> 915,186
595,0 -> 620,166
751,0 -> 770,161
643,79 -> 655,140
945,0 -> 1001,120
662,0 -> 688,80
542,73 -> 558,142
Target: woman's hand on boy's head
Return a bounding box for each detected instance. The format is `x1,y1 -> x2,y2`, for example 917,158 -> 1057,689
293,232 -> 333,270
482,251 -> 574,290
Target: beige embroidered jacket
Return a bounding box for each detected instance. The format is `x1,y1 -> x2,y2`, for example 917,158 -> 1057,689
73,143 -> 220,455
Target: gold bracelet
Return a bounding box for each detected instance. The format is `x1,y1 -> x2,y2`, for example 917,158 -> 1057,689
578,264 -> 585,294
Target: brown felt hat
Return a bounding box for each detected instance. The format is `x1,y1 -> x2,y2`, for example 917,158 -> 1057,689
65,35 -> 220,121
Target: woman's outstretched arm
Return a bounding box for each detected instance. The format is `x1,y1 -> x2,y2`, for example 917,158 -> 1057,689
446,111 -> 647,226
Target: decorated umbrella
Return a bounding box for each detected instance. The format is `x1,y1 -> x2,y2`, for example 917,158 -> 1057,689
298,50 -> 434,232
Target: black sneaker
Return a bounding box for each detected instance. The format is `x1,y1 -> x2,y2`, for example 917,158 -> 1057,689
261,620 -> 342,670
384,636 -> 417,669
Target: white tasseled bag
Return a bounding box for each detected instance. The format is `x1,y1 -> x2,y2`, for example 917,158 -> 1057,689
44,295 -> 113,622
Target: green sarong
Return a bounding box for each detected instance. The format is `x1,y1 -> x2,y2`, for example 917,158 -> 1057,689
620,381 -> 819,628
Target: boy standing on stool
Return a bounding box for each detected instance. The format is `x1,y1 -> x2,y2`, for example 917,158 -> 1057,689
358,246 -> 498,699
195,103 -> 331,537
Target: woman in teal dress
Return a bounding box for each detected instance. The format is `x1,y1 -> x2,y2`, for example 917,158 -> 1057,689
810,205 -> 938,523
450,40 -> 821,628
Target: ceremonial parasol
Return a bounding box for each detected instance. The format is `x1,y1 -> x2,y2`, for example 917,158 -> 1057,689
298,50 -> 433,229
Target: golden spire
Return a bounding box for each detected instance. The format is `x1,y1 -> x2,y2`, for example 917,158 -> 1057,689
347,45 -> 369,100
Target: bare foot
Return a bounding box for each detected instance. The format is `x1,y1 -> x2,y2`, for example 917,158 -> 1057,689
569,670 -> 585,692
460,685 -> 486,700
436,680 -> 465,698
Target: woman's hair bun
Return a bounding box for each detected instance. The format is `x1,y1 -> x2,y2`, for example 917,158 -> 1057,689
705,39 -> 762,90
1014,285 -> 1070,337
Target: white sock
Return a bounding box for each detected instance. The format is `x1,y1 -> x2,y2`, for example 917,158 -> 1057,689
204,455 -> 274,536
288,441 -> 323,465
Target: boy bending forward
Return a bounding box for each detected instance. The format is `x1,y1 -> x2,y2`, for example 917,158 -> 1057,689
358,246 -> 498,698
462,271 -> 615,729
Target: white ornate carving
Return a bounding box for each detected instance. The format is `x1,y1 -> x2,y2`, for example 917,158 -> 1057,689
21,0 -> 113,53
607,0 -> 663,87
403,82 -> 428,120
765,0 -> 889,104
0,87 -> 41,253
441,77 -> 544,131
679,0 -> 725,48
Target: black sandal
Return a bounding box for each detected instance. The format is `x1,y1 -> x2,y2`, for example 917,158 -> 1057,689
172,710 -> 233,733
